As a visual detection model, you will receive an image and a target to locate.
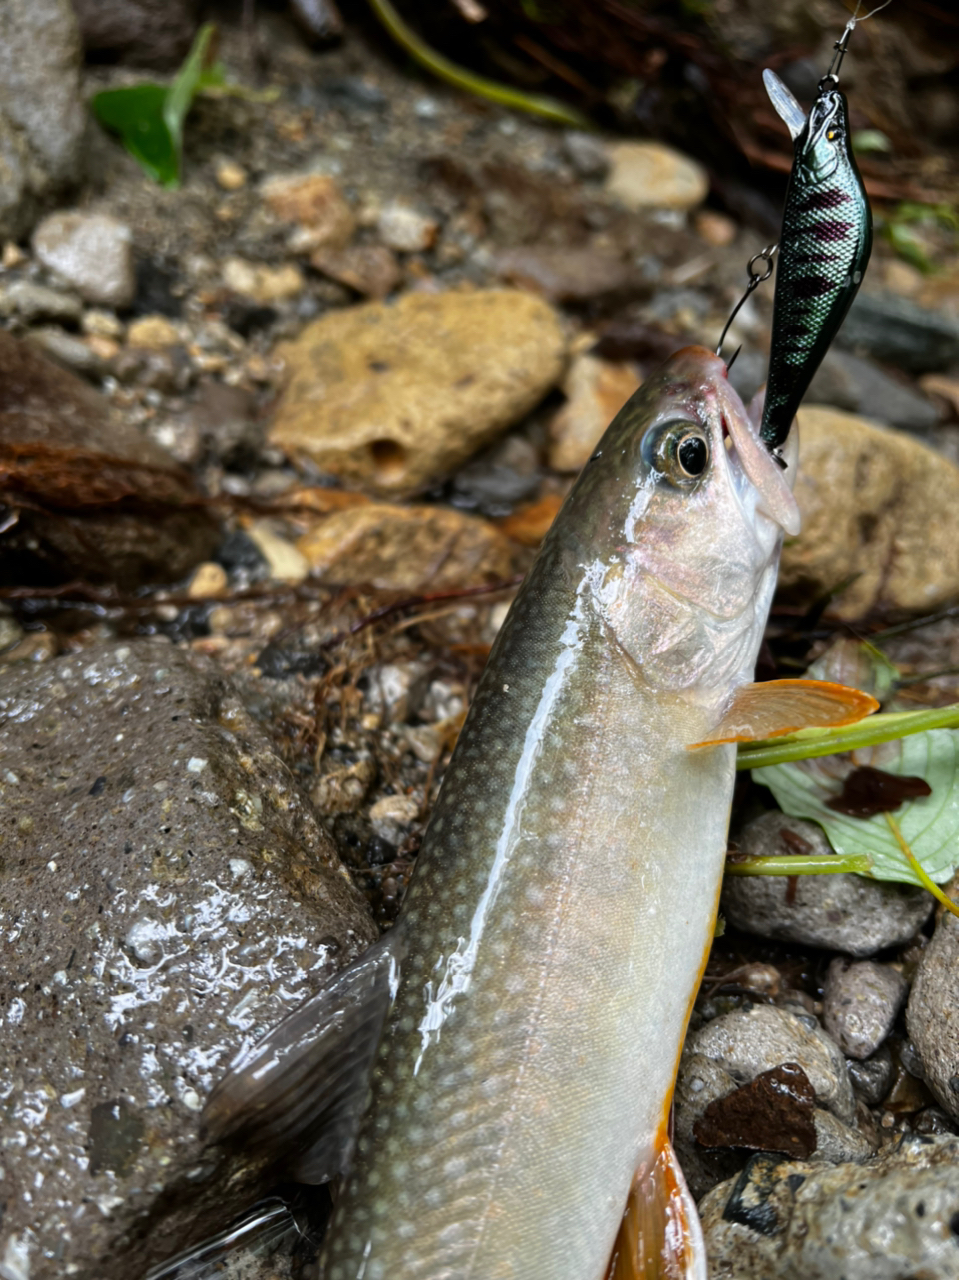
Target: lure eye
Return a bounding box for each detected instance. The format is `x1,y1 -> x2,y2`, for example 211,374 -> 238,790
678,435 -> 708,476
827,129 -> 837,140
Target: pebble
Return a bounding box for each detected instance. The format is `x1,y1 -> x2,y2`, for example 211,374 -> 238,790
215,157 -> 247,190
364,661 -> 430,724
297,502 -> 515,591
32,210 -> 135,308
186,561 -> 228,599
269,289 -> 566,495
694,209 -> 738,246
847,1044 -> 894,1105
920,373 -> 959,419
25,324 -> 107,377
310,242 -> 400,299
222,257 -> 305,303
548,352 -> 641,472
838,290 -> 959,374
81,307 -> 124,338
261,171 -> 354,250
812,1108 -> 875,1164
493,245 -> 641,306
0,279 -> 82,323
451,433 -> 540,515
822,958 -> 908,1060
907,882 -> 959,1121
376,200 -> 438,253
700,1135 -> 959,1280
126,313 -> 183,349
722,814 -> 932,956
245,521 -> 310,584
368,794 -> 420,845
562,130 -> 610,180
779,405 -> 959,618
604,140 -> 708,210
687,1004 -> 857,1123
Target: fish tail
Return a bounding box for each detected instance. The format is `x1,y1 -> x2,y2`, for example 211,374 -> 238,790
604,1138 -> 707,1280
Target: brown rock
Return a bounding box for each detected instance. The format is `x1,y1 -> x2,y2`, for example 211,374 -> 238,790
309,243 -> 400,299
604,141 -> 708,211
779,406 -> 959,618
261,171 -> 355,251
296,502 -> 515,591
0,329 -> 219,586
548,352 -> 641,472
492,245 -> 638,305
694,1063 -> 818,1160
498,493 -> 564,546
270,290 -> 567,495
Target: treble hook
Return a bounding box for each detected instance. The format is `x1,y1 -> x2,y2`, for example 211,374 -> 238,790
715,243 -> 778,369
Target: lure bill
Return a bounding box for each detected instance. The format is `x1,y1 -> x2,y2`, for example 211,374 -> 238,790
759,64 -> 873,450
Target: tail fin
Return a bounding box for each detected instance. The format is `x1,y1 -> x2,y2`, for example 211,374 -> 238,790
605,1139 -> 707,1280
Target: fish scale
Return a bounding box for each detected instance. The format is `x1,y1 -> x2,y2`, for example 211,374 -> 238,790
760,81 -> 872,450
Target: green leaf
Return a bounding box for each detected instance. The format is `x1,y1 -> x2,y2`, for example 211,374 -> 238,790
754,729 -> 959,887
852,129 -> 891,154
163,22 -> 217,165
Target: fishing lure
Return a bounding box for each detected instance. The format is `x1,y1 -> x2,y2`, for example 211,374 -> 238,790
758,6 -> 884,451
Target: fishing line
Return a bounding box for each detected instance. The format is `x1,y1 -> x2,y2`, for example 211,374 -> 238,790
823,0 -> 892,84
714,243 -> 778,368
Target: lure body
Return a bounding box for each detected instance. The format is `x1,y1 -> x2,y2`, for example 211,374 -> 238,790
760,72 -> 872,450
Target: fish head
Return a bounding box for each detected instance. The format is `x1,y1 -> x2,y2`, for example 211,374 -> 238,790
563,346 -> 799,697
798,85 -> 849,185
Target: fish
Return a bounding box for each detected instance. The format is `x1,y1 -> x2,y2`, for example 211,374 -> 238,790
759,67 -> 873,451
201,346 -> 874,1280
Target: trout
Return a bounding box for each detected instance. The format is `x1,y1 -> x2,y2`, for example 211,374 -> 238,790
204,346 -> 871,1280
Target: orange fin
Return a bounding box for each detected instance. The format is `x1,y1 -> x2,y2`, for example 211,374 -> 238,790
688,679 -> 879,750
604,1139 -> 707,1280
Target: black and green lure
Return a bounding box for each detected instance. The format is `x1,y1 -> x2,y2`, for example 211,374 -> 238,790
758,30 -> 873,451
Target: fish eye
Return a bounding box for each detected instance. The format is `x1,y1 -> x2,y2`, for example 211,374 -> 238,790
644,421 -> 711,486
677,434 -> 708,476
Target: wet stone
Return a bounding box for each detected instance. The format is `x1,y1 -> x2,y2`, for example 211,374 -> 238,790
822,958 -> 908,1060
32,210 -> 135,308
694,1063 -> 817,1161
0,639 -> 376,1280
847,1044 -> 895,1106
907,883 -> 959,1122
722,813 -> 933,956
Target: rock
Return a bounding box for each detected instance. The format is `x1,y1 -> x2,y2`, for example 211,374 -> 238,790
289,0 -> 344,42
907,888 -> 959,1121
806,350 -> 939,433
245,521 -> 310,584
838,291 -> 959,374
812,1108 -> 875,1164
451,433 -> 540,515
492,245 -> 641,306
26,325 -> 108,378
694,209 -> 738,246
722,814 -> 933,956
186,560 -> 228,598
310,243 -> 400,299
497,494 -> 564,547
822,958 -> 908,1060
296,503 -> 515,591
261,172 -> 354,251
0,278 -> 82,323
921,374 -> 959,420
363,661 -> 430,724
376,200 -> 438,253
847,1044 -> 895,1106
269,290 -> 566,495
0,329 -> 219,586
548,352 -> 641,472
693,1063 -> 817,1161
127,312 -> 183,348
222,257 -> 304,304
368,794 -> 420,845
0,640 -> 376,1280
700,1135 -> 959,1280
674,1052 -> 744,1200
214,157 -> 247,191
32,210 -> 135,308
0,0 -> 85,240
604,141 -> 708,211
562,130 -> 610,180
686,1004 -> 857,1123
70,0 -> 197,66
779,406 -> 959,618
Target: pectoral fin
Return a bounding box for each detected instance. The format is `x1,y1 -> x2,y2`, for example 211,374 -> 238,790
605,1138 -> 707,1280
763,68 -> 807,141
688,679 -> 879,749
202,930 -> 403,1183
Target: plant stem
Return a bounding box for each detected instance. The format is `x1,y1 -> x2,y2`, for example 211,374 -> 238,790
725,853 -> 872,877
366,0 -> 590,129
736,702 -> 959,770
884,812 -> 959,919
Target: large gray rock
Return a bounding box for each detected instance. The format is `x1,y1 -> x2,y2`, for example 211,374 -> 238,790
722,814 -> 933,956
0,640 -> 377,1280
907,895 -> 959,1122
0,0 -> 85,240
700,1135 -> 959,1280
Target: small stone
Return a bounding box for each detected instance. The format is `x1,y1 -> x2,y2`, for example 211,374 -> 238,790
2,241 -> 25,269
82,308 -> 124,338
493,245 -> 640,306
687,1003 -> 857,1123
694,209 -> 737,246
604,141 -> 708,211
451,433 -> 540,515
127,314 -> 182,349
222,257 -> 304,304
26,325 -> 106,377
562,130 -> 610,180
186,561 -> 228,599
312,757 -> 375,815
245,522 -> 310,584
548,353 -> 641,472
364,661 -> 430,724
812,1108 -> 875,1163
310,243 -> 400,299
32,211 -> 135,308
693,1062 -> 817,1160
920,373 -> 959,418
261,172 -> 354,250
0,279 -> 82,323
376,200 -> 438,253
722,813 -> 932,955
270,290 -> 566,495
215,158 -> 247,190
847,1044 -> 894,1105
368,794 -> 419,845
907,880 -> 959,1121
781,405 -> 959,617
823,959 -> 908,1060
296,503 -> 515,591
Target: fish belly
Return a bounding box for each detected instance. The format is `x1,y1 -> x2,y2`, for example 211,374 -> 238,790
321,652 -> 733,1280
